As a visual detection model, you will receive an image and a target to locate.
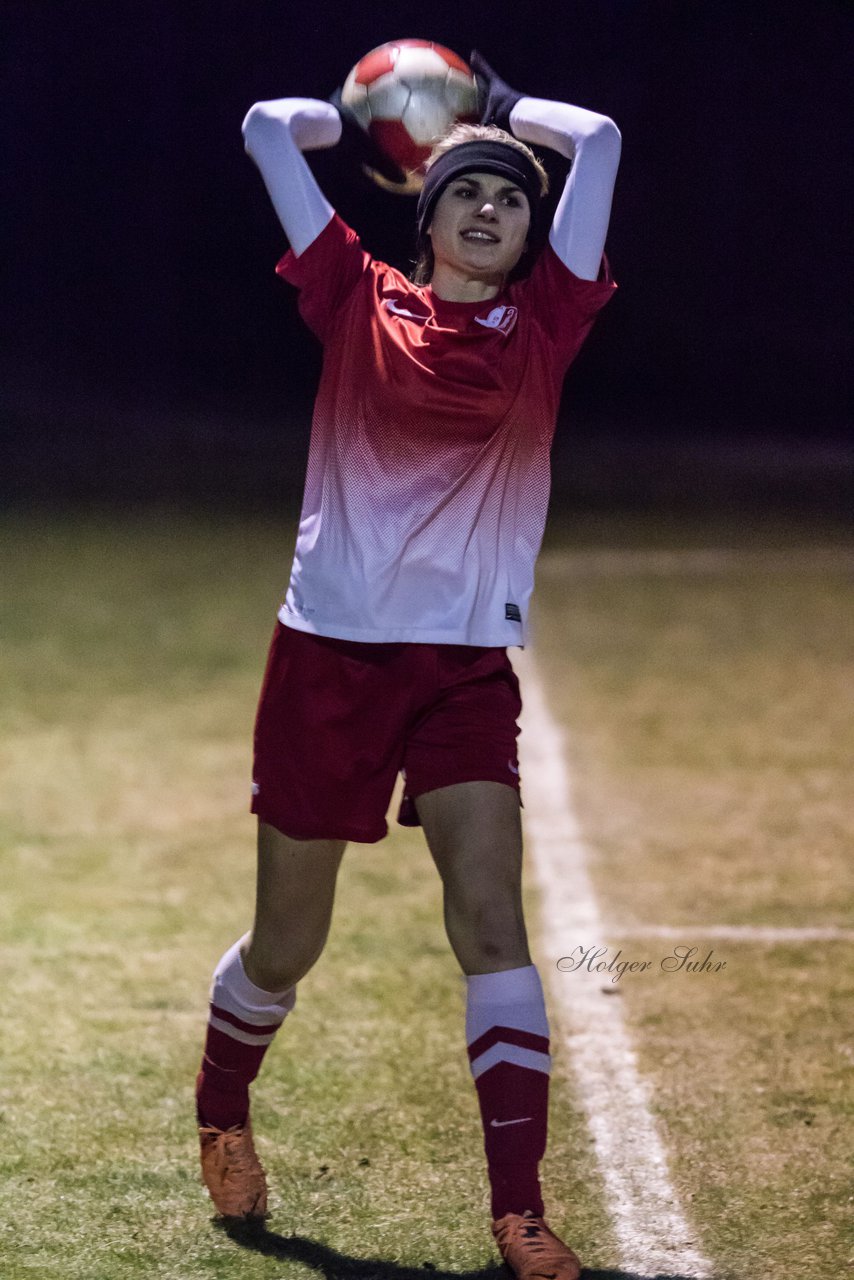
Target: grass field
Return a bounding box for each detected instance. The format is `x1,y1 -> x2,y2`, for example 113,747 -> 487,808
1,507 -> 852,1280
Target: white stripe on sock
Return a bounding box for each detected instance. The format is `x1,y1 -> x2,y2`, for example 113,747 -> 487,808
208,1015 -> 280,1048
470,1041 -> 552,1080
210,934 -> 297,1025
211,985 -> 293,1027
466,997 -> 550,1047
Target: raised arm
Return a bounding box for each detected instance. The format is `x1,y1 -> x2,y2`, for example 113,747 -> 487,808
241,98 -> 341,257
470,52 -> 621,282
510,96 -> 621,281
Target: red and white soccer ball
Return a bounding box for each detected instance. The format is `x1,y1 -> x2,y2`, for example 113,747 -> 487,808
341,39 -> 479,193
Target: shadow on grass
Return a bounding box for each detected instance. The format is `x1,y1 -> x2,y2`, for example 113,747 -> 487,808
217,1219 -> 709,1280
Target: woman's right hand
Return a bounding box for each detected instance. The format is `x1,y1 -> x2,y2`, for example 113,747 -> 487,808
327,87 -> 408,187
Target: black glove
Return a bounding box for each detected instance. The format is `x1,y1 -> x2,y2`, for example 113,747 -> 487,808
469,50 -> 524,132
328,87 -> 408,187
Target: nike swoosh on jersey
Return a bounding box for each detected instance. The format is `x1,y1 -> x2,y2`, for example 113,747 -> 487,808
383,298 -> 427,321
490,1115 -> 533,1127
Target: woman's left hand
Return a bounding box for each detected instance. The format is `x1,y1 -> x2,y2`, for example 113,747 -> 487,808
469,50 -> 525,132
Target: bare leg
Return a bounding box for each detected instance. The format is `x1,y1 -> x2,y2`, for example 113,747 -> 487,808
242,820 -> 347,991
415,780 -> 551,1223
196,822 -> 348,1215
414,780 -> 530,975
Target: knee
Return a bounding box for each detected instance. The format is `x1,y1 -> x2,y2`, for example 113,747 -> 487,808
443,881 -> 529,966
243,929 -> 326,993
446,874 -> 524,926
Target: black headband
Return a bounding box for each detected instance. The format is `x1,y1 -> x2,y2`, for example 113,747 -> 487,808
416,140 -> 542,239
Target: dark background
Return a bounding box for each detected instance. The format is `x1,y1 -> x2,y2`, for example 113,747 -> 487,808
3,0 -> 851,510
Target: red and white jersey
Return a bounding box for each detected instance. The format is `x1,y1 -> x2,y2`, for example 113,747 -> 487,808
275,213 -> 616,647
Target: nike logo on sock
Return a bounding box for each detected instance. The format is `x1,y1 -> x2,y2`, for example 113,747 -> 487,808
490,1116 -> 533,1127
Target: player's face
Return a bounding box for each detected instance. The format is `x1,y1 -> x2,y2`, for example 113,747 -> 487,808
427,172 -> 531,284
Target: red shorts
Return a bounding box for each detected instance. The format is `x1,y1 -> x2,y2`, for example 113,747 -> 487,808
251,622 -> 523,842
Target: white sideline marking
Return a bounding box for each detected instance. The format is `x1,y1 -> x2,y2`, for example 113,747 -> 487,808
607,924 -> 854,943
515,647 -> 715,1279
537,546 -> 854,577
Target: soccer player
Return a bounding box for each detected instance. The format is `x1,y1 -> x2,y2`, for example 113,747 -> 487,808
195,51 -> 620,1280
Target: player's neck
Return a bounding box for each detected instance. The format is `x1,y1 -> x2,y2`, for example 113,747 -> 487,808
428,262 -> 503,304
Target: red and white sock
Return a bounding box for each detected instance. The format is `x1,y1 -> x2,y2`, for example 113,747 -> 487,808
465,964 -> 551,1220
196,935 -> 296,1131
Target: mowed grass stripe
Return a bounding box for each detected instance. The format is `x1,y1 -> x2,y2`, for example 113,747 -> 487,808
0,512 -> 613,1279
529,540 -> 854,1279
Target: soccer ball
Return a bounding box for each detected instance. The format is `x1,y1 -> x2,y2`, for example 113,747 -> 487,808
341,39 -> 479,193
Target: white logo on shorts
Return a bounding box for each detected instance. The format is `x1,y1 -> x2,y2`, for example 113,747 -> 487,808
507,760 -> 520,775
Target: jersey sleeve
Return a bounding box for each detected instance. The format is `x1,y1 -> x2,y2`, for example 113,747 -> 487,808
515,238 -> 617,368
509,95 -> 621,282
242,98 -> 340,258
275,213 -> 372,344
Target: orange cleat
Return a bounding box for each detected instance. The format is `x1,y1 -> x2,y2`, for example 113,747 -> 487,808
492,1209 -> 582,1280
198,1120 -> 268,1219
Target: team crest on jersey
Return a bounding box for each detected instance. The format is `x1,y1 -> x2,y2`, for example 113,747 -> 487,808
474,305 -> 518,334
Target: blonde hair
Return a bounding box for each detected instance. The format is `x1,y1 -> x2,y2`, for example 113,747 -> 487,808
411,123 -> 549,285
